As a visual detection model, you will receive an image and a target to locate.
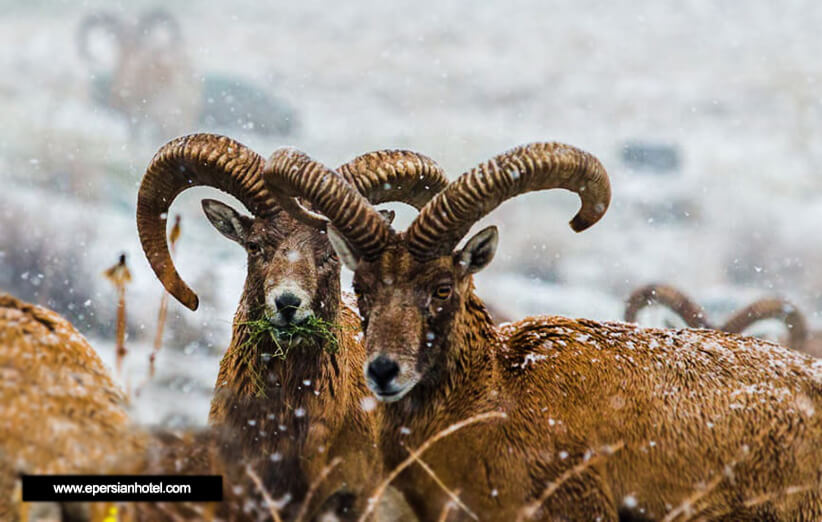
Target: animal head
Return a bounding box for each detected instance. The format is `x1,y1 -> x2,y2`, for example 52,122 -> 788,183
201,199 -> 340,325
261,143 -> 611,400
338,227 -> 498,400
137,133 -> 447,339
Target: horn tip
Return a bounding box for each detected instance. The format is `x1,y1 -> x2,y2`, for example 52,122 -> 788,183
569,214 -> 595,232
179,291 -> 199,311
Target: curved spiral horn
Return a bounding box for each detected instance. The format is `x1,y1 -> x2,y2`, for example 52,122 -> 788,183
137,133 -> 279,311
136,9 -> 182,48
262,148 -> 392,261
406,142 -> 611,260
624,284 -> 711,329
337,150 -> 448,210
77,12 -> 126,65
722,298 -> 808,350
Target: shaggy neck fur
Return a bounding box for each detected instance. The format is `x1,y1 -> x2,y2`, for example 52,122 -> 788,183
208,279 -> 355,513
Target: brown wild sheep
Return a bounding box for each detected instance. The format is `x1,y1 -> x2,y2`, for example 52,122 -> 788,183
0,292 -> 274,521
625,283 -> 816,354
137,133 -> 447,519
261,143 -> 822,520
0,292 -> 139,520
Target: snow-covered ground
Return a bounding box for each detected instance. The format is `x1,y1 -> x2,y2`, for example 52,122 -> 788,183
2,0 -> 822,425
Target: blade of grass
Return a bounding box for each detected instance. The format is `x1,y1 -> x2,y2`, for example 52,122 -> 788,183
516,441 -> 624,521
358,411 -> 506,522
103,253 -> 131,380
410,453 -> 477,520
246,463 -> 284,522
437,490 -> 461,522
150,215 -> 181,378
294,457 -> 342,522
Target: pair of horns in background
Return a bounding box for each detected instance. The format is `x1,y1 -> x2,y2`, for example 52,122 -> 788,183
625,283 -> 807,350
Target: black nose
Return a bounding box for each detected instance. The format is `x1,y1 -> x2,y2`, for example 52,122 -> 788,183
367,356 -> 400,389
275,293 -> 302,322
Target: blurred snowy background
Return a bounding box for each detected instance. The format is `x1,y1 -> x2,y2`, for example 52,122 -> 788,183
2,0 -> 821,425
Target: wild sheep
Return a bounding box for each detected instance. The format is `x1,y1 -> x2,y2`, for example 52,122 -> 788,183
78,10 -> 297,138
262,143 -> 822,520
136,133 -> 447,519
625,283 -> 817,354
78,9 -> 198,138
0,292 -> 267,521
0,292 -> 139,520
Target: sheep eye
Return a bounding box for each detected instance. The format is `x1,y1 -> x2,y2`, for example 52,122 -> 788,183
433,284 -> 452,300
246,241 -> 262,254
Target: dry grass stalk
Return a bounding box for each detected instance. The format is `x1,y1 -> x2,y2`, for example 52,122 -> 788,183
697,483 -> 814,521
516,441 -> 625,522
743,484 -> 813,508
357,410 -> 507,522
245,463 -> 284,522
294,456 -> 343,522
146,503 -> 188,521
150,215 -> 181,378
436,490 -> 461,522
15,481 -> 28,522
103,253 -> 131,378
663,472 -> 725,522
411,453 -> 477,520
148,214 -> 181,379
201,502 -> 217,522
150,294 -> 167,375
663,425 -> 773,522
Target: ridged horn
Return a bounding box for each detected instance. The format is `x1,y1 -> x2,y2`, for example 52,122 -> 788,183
137,133 -> 278,311
722,298 -> 808,350
262,148 -> 391,261
624,284 -> 710,329
406,142 -> 611,260
337,150 -> 448,210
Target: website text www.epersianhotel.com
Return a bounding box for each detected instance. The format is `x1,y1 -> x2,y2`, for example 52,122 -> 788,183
21,475 -> 222,502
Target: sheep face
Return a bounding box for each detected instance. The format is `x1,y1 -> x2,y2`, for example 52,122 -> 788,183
203,199 -> 340,335
344,227 -> 498,401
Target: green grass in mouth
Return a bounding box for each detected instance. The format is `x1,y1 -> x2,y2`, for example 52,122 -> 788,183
236,311 -> 348,397
241,313 -> 344,360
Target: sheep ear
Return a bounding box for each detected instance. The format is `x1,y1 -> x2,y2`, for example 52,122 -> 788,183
457,226 -> 498,275
378,209 -> 396,225
201,199 -> 251,244
328,226 -> 360,271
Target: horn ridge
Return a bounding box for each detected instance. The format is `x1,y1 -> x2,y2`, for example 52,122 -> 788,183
337,150 -> 448,210
407,142 -> 611,260
137,133 -> 275,310
263,148 -> 391,261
